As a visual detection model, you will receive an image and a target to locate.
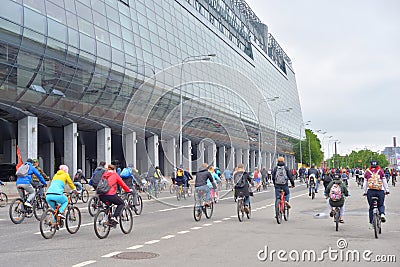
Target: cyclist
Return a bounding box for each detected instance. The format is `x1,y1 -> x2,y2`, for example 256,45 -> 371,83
45,165 -> 76,219
384,167 -> 391,184
392,168 -> 397,185
308,164 -> 320,193
98,164 -> 131,224
363,160 -> 389,228
325,174 -> 349,223
175,167 -> 186,194
31,158 -> 49,198
233,164 -> 252,213
308,173 -> 317,196
73,169 -> 84,194
119,164 -> 140,207
261,167 -> 268,188
224,168 -> 232,187
272,157 -> 295,209
208,166 -> 220,203
89,161 -> 106,190
16,159 -> 47,208
253,167 -> 261,191
194,163 -> 216,206
322,168 -> 333,189
183,167 -> 193,189
341,170 -> 349,187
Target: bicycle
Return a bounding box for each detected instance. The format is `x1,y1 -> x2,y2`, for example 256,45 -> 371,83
275,189 -> 289,224
309,180 -> 315,200
225,179 -> 233,190
70,187 -> 89,204
147,180 -> 159,199
332,206 -> 341,231
193,189 -> 213,221
39,192 -> 81,239
176,184 -> 186,201
0,184 -> 8,207
169,183 -> 177,194
392,177 -> 396,187
121,191 -> 143,215
237,192 -> 251,222
93,201 -> 133,239
371,197 -> 382,239
88,195 -> 103,217
9,185 -> 48,224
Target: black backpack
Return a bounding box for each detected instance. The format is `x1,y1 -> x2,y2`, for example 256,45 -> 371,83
233,172 -> 246,188
90,168 -> 105,188
96,175 -> 110,194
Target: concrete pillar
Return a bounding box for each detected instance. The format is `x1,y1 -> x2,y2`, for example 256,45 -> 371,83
3,139 -> 16,163
165,138 -> 176,177
243,149 -> 250,171
81,144 -> 86,175
97,127 -> 111,166
235,148 -> 243,166
262,151 -> 267,169
42,142 -> 54,177
183,140 -> 192,174
18,116 -> 38,160
250,150 -> 256,172
206,143 -> 217,166
267,152 -> 272,169
218,146 -> 226,171
146,134 -> 159,168
64,123 -> 78,176
124,131 -> 137,167
197,142 -> 205,166
227,147 -> 235,170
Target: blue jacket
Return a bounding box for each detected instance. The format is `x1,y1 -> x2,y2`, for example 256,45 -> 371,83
16,162 -> 46,186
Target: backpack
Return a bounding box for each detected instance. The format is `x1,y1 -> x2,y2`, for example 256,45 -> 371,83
16,163 -> 30,177
341,173 -> 347,179
90,168 -> 105,188
96,175 -> 111,194
329,183 -> 343,201
324,174 -> 333,183
233,172 -> 246,188
73,173 -> 79,182
367,169 -> 383,190
275,166 -> 288,185
120,167 -> 132,179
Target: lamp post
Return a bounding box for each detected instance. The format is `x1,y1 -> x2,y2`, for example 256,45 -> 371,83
299,121 -> 310,168
257,96 -> 279,169
322,135 -> 333,167
179,54 -> 216,167
273,108 -> 292,166
328,139 -> 338,168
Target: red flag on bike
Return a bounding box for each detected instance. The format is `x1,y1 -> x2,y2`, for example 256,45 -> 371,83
16,145 -> 23,170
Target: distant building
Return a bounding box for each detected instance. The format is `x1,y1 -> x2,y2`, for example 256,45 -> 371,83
382,147 -> 400,169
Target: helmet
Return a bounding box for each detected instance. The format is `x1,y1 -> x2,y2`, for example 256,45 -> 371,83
277,156 -> 285,162
370,160 -> 378,167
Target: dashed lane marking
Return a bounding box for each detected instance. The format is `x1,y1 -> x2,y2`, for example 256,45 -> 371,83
177,230 -> 190,234
190,226 -> 202,230
101,251 -> 122,258
144,240 -> 160,244
127,245 -> 144,250
72,260 -> 96,267
213,220 -> 222,223
203,223 -> 212,226
222,217 -> 231,221
161,235 -> 175,239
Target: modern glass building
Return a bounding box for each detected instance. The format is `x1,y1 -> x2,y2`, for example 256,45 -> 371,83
0,0 -> 303,177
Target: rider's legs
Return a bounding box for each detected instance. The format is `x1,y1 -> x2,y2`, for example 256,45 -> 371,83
244,195 -> 250,206
17,184 -> 35,203
31,181 -> 45,197
366,190 -> 385,224
99,194 -> 125,219
46,193 -> 68,213
196,185 -> 210,203
73,182 -> 82,193
315,180 -> 319,192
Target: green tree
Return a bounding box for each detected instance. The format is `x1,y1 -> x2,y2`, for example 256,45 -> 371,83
326,149 -> 389,169
292,129 -> 323,167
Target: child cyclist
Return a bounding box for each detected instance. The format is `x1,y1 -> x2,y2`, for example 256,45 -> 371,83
208,166 -> 220,203
324,174 -> 349,223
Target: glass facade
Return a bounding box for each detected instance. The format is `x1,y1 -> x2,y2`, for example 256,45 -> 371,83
0,0 -> 303,159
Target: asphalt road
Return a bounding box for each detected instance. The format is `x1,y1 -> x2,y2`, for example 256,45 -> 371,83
0,178 -> 399,267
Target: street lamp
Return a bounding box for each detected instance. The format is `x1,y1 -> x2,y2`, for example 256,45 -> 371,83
273,108 -> 292,167
328,139 -> 338,168
179,54 -> 216,167
257,96 -> 279,169
299,121 -> 310,167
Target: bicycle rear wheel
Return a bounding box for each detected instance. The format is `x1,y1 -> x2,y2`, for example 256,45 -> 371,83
176,188 -> 181,201
9,198 -> 25,224
247,202 -> 251,219
66,206 -> 81,234
34,197 -> 48,221
334,209 -> 340,231
170,184 -> 175,194
237,198 -> 244,222
88,196 -> 100,217
0,192 -> 8,207
134,195 -> 143,215
70,192 -> 79,204
205,201 -> 213,219
373,213 -> 379,238
193,201 -> 202,221
39,209 -> 57,239
120,206 -> 133,234
81,188 -> 89,203
284,204 -> 289,221
275,200 -> 282,224
311,190 -> 315,200
94,210 -> 110,239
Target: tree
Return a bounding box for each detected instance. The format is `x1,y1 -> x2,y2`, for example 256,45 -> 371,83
292,129 -> 323,167
326,149 -> 389,169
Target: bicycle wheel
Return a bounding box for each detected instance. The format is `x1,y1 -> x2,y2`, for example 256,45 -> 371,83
176,188 -> 181,201
39,209 -> 57,239
0,192 -> 8,207
237,198 -> 244,222
311,190 -> 315,200
70,192 -> 79,204
88,196 -> 100,217
94,210 -> 110,239
193,201 -> 202,221
187,185 -> 193,197
134,195 -> 143,215
284,203 -> 289,221
66,206 -> 81,234
81,188 -> 89,203
334,210 -> 340,232
120,206 -> 133,234
205,201 -> 213,219
247,202 -> 251,219
170,184 -> 175,194
33,197 -> 48,221
373,213 -> 379,239
275,200 -> 282,224
9,198 -> 25,224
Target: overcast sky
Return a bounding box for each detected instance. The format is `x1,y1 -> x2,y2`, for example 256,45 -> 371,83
246,0 -> 400,156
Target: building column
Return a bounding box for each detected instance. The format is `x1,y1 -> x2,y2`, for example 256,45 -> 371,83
267,152 -> 272,169
197,142 -> 205,166
235,148 -> 243,166
183,140 -> 192,173
165,138 -> 176,177
124,131 -> 137,167
97,127 -> 111,166
250,150 -> 256,172
18,116 -> 38,161
42,142 -> 54,177
206,143 -> 217,166
262,151 -> 267,169
227,147 -> 235,170
243,149 -> 250,171
64,123 -> 78,176
218,146 -> 226,171
80,144 -> 86,176
146,134 -> 159,168
3,139 -> 16,163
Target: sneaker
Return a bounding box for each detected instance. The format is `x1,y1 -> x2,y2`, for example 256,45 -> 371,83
111,216 -> 119,224
308,192 -> 311,196
329,209 -> 334,217
369,223 -> 374,230
315,190 -> 318,193
24,201 -> 32,208
380,214 -> 386,223
339,217 -> 344,223
285,201 -> 291,209
244,205 -> 249,214
58,213 -> 66,220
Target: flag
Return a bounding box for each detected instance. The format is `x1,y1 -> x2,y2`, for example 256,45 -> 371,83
16,145 -> 23,170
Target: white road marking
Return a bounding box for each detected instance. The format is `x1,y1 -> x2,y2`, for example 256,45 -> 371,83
222,217 -> 231,221
203,223 -> 212,226
159,207 -> 179,212
190,226 -> 202,230
213,220 -> 222,223
230,215 -> 237,218
34,222 -> 94,235
144,240 -> 160,244
127,245 -> 144,250
101,251 -> 122,258
161,235 -> 175,239
72,260 -> 96,267
177,230 -> 190,234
